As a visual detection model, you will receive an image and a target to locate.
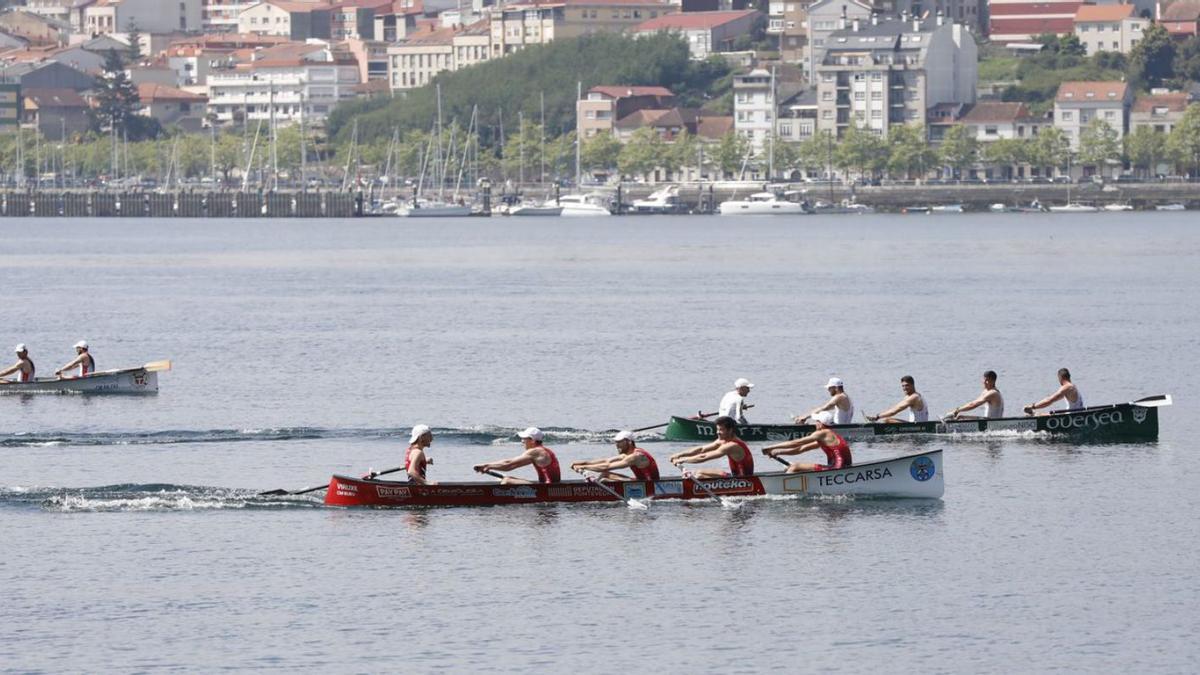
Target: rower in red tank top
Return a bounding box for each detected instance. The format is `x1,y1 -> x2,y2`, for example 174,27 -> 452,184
570,430 -> 660,481
474,427 -> 560,484
670,416 -> 755,479
763,411 -> 854,473
55,340 -> 94,379
365,424 -> 436,484
1,344 -> 35,384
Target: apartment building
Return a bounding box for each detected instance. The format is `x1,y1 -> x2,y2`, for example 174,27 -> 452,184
1129,90 -> 1189,133
577,84 -> 676,138
805,0 -> 871,78
203,0 -> 257,32
767,0 -> 812,62
988,0 -> 1083,43
489,0 -> 674,56
1053,80 -> 1131,150
207,42 -> 360,125
1073,4 -> 1145,55
958,101 -> 1046,141
386,21 -> 490,89
814,14 -> 977,139
238,1 -> 333,40
631,9 -> 760,59
83,0 -> 202,35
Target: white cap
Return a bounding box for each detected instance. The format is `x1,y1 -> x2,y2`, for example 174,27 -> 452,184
14,343 -> 26,353
734,377 -> 754,389
409,424 -> 431,444
517,426 -> 544,441
812,410 -> 835,426
613,430 -> 635,443
74,340 -> 88,349
826,377 -> 844,389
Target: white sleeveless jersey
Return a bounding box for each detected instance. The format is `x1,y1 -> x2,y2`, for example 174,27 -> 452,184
909,396 -> 929,422
984,392 -> 1004,418
1065,388 -> 1084,410
833,398 -> 854,425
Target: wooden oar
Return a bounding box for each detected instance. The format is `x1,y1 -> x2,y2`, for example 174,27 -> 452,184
1131,394 -> 1172,408
681,469 -> 739,508
770,455 -> 791,469
143,360 -> 172,372
631,406 -> 752,433
572,467 -> 648,510
477,468 -> 507,480
258,465 -> 404,496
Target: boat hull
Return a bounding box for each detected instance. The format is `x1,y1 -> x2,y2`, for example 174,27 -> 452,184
322,450 -> 943,507
0,368 -> 158,394
717,202 -> 806,215
398,204 -> 473,217
665,400 -> 1163,442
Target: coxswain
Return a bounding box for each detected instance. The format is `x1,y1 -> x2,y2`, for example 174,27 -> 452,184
1025,368 -> 1084,415
570,430 -> 660,481
763,410 -> 852,473
669,416 -> 754,479
718,378 -> 754,424
796,377 -> 854,424
55,340 -> 95,379
0,344 -> 35,384
474,427 -> 561,484
949,370 -> 1004,419
866,375 -> 928,423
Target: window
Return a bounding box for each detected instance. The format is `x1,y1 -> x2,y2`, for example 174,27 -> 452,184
871,110 -> 881,118
822,91 -> 832,101
871,91 -> 882,100
822,110 -> 832,119
985,125 -> 998,135
1061,111 -> 1073,121
779,122 -> 793,135
854,91 -> 864,101
1104,110 -> 1115,119
586,110 -> 595,119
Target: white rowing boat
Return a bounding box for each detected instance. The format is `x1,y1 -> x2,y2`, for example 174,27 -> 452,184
0,360 -> 170,394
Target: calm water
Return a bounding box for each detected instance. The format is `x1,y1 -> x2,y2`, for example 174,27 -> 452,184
2,213 -> 1197,672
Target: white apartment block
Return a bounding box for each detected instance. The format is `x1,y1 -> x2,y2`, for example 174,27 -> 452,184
84,0 -> 202,35
207,43 -> 360,125
1053,80 -> 1131,150
733,69 -> 776,155
1073,4 -> 1146,55
387,22 -> 490,90
203,0 -> 257,32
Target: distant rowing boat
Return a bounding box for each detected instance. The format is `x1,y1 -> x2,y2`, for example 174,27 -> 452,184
321,450 -> 943,506
0,360 -> 170,394
664,395 -> 1170,443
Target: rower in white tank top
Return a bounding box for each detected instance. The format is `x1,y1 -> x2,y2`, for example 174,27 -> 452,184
795,377 -> 853,425
948,371 -> 1004,420
909,401 -> 929,423
984,394 -> 1004,418
1025,369 -> 1083,416
867,377 -> 928,424
833,398 -> 854,425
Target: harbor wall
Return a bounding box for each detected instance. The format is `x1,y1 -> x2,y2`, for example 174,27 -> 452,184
0,192 -> 364,218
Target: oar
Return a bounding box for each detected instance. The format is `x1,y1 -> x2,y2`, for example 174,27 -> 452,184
1132,394 -> 1172,408
258,465 -> 404,497
769,454 -> 791,469
573,467 -> 648,510
680,469 -> 740,509
143,360 -> 172,372
476,468 -> 508,480
631,405 -> 753,433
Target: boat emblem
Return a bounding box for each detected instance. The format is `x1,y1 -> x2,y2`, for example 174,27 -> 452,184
910,456 -> 936,482
132,373 -> 146,386
1132,407 -> 1147,424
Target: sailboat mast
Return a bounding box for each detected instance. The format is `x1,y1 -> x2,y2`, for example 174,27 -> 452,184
575,81 -> 581,189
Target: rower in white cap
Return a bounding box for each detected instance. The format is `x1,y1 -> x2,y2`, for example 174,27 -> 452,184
55,340 -> 96,379
718,377 -> 754,424
0,344 -> 35,384
570,430 -> 660,481
796,377 -> 854,425
474,427 -> 561,484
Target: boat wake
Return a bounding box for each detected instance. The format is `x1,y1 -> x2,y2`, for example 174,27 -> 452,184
0,484 -> 324,512
0,425 -> 661,449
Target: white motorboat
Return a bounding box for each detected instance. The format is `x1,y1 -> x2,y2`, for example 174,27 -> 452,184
1048,203 -> 1099,213
555,193 -> 611,217
396,200 -> 473,217
1103,203 -> 1134,212
1156,203 -> 1186,211
812,199 -> 873,215
631,185 -> 681,214
717,192 -> 805,215
507,202 -> 564,216
931,204 -> 965,213
0,361 -> 170,394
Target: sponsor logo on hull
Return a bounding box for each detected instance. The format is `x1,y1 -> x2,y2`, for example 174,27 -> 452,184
695,478 -> 755,494
492,486 -> 537,499
1132,407 -> 1147,424
548,485 -> 611,498
815,466 -> 894,488
654,481 -> 684,496
1044,410 -> 1124,431
910,457 -> 935,482
376,486 -> 411,499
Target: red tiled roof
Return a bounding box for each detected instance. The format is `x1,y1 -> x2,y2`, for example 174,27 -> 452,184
1056,80 -> 1129,102
988,2 -> 1082,16
1074,4 -> 1134,21
696,115 -> 733,139
1161,0 -> 1200,20
633,9 -> 757,30
989,17 -> 1077,34
1131,92 -> 1189,113
588,85 -> 674,99
960,101 -> 1036,123
23,87 -> 87,108
137,82 -> 207,102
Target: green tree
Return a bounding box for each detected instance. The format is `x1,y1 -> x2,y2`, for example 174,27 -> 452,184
1030,126 -> 1071,175
1128,24 -> 1176,89
980,138 -> 1031,179
580,131 -> 621,174
500,120 -> 544,183
797,130 -> 836,176
1078,118 -> 1122,171
835,124 -> 887,179
1167,103 -> 1200,175
665,130 -> 698,178
767,135 -> 800,178
89,49 -> 159,142
713,131 -> 749,178
886,123 -> 936,180
617,127 -> 664,178
1123,125 -> 1167,178
125,19 -> 142,64
938,124 -> 978,178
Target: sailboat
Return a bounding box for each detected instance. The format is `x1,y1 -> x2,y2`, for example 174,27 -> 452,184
1047,157 -> 1097,212
398,84 -> 472,217
539,82 -> 611,216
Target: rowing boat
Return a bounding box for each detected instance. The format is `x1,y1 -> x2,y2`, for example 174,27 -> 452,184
664,396 -> 1169,443
0,363 -> 166,394
322,450 -> 943,507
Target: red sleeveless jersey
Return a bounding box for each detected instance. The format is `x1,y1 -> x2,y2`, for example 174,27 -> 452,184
405,445 -> 427,480
535,447 -> 561,483
817,431 -> 852,469
726,439 -> 754,477
19,358 -> 33,383
81,355 -> 94,376
630,448 -> 660,481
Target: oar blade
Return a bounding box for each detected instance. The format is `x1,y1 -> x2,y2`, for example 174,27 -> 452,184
143,359 -> 172,373
257,488 -> 290,496
1132,394 -> 1172,408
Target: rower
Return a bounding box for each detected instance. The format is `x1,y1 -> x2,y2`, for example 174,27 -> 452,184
949,370 -> 1004,419
796,377 -> 854,425
55,340 -> 95,379
0,344 -> 35,384
718,377 -> 754,424
669,415 -> 754,479
377,424 -> 435,485
866,375 -> 928,423
1025,368 -> 1084,415
570,430 -> 660,481
474,427 -> 561,484
763,411 -> 852,474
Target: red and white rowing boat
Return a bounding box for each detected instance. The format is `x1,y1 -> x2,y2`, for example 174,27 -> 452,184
322,450 -> 943,507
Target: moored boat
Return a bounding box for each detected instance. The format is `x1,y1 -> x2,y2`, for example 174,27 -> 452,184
322,449 -> 944,507
664,395 -> 1169,443
717,192 -> 806,215
0,361 -> 170,394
